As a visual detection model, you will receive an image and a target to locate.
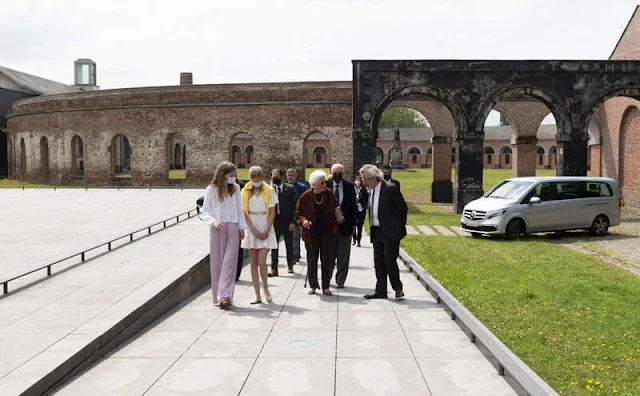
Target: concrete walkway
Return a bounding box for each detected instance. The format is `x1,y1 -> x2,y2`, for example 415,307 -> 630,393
54,238 -> 518,395
406,224 -> 469,237
0,188 -> 200,282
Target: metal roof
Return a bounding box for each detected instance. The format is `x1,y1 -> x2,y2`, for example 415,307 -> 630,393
0,65 -> 82,95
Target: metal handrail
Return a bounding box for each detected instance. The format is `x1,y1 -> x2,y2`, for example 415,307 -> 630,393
1,206 -> 202,295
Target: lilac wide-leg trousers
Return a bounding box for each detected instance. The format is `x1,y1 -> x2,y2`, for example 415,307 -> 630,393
209,222 -> 240,304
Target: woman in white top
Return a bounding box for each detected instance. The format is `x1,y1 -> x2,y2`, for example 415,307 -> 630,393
201,161 -> 246,309
241,166 -> 277,304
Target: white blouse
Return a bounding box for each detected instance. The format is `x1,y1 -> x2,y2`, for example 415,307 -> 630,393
201,185 -> 247,230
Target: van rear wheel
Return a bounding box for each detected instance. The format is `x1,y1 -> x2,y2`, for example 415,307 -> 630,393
589,215 -> 609,237
505,219 -> 524,240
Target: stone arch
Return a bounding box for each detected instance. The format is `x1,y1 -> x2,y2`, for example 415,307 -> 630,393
229,132 -> 252,168
476,86 -> 570,138
581,87 -> 640,138
166,133 -> 186,171
7,138 -> 13,178
71,135 -> 84,178
483,146 -> 496,167
174,144 -> 182,168
245,145 -> 254,165
40,136 -> 50,180
426,146 -> 433,168
19,138 -> 26,180
312,146 -> 328,167
499,146 -> 512,168
536,146 -> 545,167
111,134 -> 131,177
619,106 -> 640,203
371,85 -> 467,139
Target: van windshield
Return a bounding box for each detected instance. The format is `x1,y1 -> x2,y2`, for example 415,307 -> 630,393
486,180 -> 534,200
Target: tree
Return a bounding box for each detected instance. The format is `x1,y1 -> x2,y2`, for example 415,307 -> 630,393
378,107 -> 428,128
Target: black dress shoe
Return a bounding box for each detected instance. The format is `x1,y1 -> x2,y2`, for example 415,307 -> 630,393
364,293 -> 388,299
395,290 -> 405,300
352,240 -> 356,246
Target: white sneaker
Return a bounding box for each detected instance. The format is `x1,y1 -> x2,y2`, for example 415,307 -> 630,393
307,288 -> 317,295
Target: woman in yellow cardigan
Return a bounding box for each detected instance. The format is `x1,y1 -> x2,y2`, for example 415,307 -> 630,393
241,166 -> 277,304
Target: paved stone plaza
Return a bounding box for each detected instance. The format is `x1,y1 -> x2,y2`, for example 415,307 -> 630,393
53,240 -> 519,396
0,188 -> 200,283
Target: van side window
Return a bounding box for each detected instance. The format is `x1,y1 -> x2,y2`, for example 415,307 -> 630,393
556,181 -> 581,200
523,182 -> 556,203
583,182 -> 613,197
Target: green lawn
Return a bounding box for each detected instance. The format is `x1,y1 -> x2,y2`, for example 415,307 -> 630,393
168,169 -> 186,180
402,236 -> 640,395
0,178 -> 50,188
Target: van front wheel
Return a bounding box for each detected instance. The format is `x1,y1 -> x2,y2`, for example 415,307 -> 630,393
589,215 -> 609,237
505,219 -> 524,240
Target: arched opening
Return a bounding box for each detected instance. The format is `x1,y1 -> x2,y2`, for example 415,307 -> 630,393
548,146 -> 557,169
174,144 -> 182,168
40,137 -> 50,180
245,145 -> 254,165
620,106 -> 640,203
71,135 -> 84,178
19,138 -> 26,180
499,146 -> 512,168
166,133 -> 186,180
374,147 -> 384,167
407,147 -> 422,168
451,147 -> 456,165
483,147 -> 495,168
111,134 -> 131,178
374,98 -> 455,204
230,132 -> 253,168
304,131 -> 331,169
7,138 -> 13,178
536,146 -> 545,168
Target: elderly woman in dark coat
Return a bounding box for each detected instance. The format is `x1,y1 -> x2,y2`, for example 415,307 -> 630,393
296,170 -> 338,296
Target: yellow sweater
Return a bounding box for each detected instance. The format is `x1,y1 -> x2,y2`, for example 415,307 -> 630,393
241,182 -> 274,219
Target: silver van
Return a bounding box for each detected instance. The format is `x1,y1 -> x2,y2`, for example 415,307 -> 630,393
460,177 -> 621,239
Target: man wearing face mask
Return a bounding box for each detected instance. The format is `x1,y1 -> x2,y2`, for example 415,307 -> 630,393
269,168 -> 298,276
382,164 -> 401,191
326,163 -> 357,288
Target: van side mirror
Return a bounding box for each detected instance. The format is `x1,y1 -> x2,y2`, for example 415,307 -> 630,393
529,196 -> 542,204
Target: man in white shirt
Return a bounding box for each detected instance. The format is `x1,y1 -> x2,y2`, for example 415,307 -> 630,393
359,164 -> 407,300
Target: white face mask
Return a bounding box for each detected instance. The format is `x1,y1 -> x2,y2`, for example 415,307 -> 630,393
355,181 -> 361,188
227,176 -> 236,185
251,180 -> 263,188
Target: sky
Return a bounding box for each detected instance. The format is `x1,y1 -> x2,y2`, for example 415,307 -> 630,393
1,0 -> 639,125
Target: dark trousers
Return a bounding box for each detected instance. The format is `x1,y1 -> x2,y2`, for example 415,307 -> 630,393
236,245 -> 244,281
334,233 -> 352,285
305,234 -> 334,290
354,211 -> 366,243
271,222 -> 294,271
370,226 -> 403,295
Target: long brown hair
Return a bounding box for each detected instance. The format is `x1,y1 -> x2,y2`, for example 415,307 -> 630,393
211,161 -> 237,200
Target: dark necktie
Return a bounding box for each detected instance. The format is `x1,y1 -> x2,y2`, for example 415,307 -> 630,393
335,183 -> 340,204
277,185 -> 282,215
369,188 -> 375,226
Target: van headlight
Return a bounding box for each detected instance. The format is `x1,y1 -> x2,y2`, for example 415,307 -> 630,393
486,208 -> 508,219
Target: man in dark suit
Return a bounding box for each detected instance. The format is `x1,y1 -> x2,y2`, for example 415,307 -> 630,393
326,163 -> 357,288
382,164 -> 401,191
269,168 -> 298,276
360,164 -> 407,300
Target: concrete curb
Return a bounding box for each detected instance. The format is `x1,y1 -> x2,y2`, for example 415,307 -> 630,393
398,248 -> 558,396
28,254 -> 212,396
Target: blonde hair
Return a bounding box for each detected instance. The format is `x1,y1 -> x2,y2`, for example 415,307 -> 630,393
248,166 -> 264,180
211,161 -> 237,200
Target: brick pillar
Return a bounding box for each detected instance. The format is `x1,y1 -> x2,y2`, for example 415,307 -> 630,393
511,136 -> 537,177
589,144 -> 601,176
454,131 -> 483,213
431,136 -> 452,203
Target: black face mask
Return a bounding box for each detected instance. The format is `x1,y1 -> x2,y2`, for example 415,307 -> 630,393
332,173 -> 343,183
383,174 -> 391,181
272,177 -> 282,185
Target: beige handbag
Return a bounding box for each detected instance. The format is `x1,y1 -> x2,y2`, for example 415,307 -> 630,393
335,206 -> 345,224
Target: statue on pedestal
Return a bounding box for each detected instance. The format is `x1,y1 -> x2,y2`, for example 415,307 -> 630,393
389,125 -> 405,169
